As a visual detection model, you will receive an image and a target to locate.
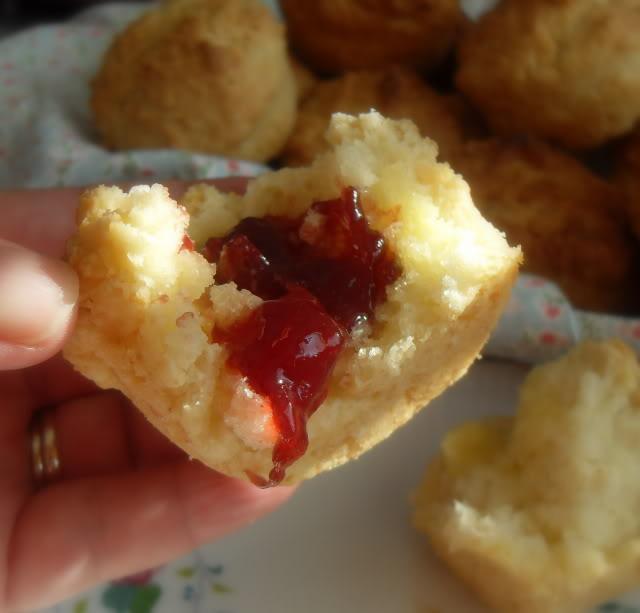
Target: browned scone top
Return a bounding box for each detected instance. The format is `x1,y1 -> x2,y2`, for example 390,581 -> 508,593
616,129 -> 640,241
450,138 -> 638,313
282,66 -> 463,166
91,0 -> 297,162
282,0 -> 465,75
456,0 -> 640,150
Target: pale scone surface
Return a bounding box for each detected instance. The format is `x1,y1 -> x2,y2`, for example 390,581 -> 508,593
414,340 -> 640,613
65,112 -> 520,484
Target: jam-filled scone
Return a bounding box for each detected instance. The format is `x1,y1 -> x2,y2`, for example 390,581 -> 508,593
64,112 -> 520,486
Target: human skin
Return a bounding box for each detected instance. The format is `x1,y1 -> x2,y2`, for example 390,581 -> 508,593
0,178 -> 294,612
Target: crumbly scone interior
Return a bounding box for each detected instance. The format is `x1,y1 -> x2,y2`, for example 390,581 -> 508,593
414,340 -> 640,612
65,112 -> 519,483
65,185 -> 227,439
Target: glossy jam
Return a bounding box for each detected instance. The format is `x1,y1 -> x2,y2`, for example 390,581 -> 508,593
181,234 -> 195,252
206,187 -> 400,485
215,288 -> 346,486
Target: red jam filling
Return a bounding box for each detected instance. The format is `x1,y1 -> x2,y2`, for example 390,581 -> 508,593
181,234 -> 195,252
206,187 -> 400,486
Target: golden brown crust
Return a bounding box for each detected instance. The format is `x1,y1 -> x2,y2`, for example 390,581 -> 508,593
91,0 -> 296,162
134,270 -> 518,485
456,0 -> 640,149
450,138 -> 638,313
64,112 -> 520,485
281,67 -> 463,166
282,0 -> 465,75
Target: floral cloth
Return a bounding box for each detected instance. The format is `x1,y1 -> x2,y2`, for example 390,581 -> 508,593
0,3 -> 267,188
47,552 -> 238,613
487,275 -> 640,364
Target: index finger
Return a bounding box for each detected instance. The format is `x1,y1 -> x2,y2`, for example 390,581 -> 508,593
0,177 -> 249,258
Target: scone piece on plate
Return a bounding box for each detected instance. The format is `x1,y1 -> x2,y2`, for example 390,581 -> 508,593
64,112 -> 520,486
414,340 -> 640,613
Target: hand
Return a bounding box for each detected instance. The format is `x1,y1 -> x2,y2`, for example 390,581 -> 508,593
0,180 -> 293,612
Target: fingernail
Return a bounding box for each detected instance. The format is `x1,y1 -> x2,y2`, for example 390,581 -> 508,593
0,240 -> 78,346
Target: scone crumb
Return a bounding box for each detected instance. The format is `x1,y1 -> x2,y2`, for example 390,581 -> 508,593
414,340 -> 640,613
226,375 -> 277,450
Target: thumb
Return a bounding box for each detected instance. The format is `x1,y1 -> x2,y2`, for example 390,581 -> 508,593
0,239 -> 78,370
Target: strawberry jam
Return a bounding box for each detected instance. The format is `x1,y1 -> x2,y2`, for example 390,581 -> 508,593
215,288 -> 346,486
181,234 -> 195,252
206,187 -> 400,485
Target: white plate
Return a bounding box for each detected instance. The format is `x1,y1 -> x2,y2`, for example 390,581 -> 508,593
45,359 -> 640,613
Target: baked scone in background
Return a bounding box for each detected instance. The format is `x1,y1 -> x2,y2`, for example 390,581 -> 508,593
91,0 -> 297,162
64,112 -> 520,485
450,138 -> 638,314
281,0 -> 466,75
414,339 -> 640,613
281,67 -> 464,167
456,0 -> 640,149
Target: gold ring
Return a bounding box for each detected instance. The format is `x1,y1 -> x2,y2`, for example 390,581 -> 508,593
30,411 -> 61,483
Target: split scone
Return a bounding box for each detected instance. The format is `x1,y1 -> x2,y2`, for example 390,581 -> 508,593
64,112 -> 520,486
91,0 -> 296,162
456,0 -> 640,149
414,340 -> 640,613
450,138 -> 637,314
